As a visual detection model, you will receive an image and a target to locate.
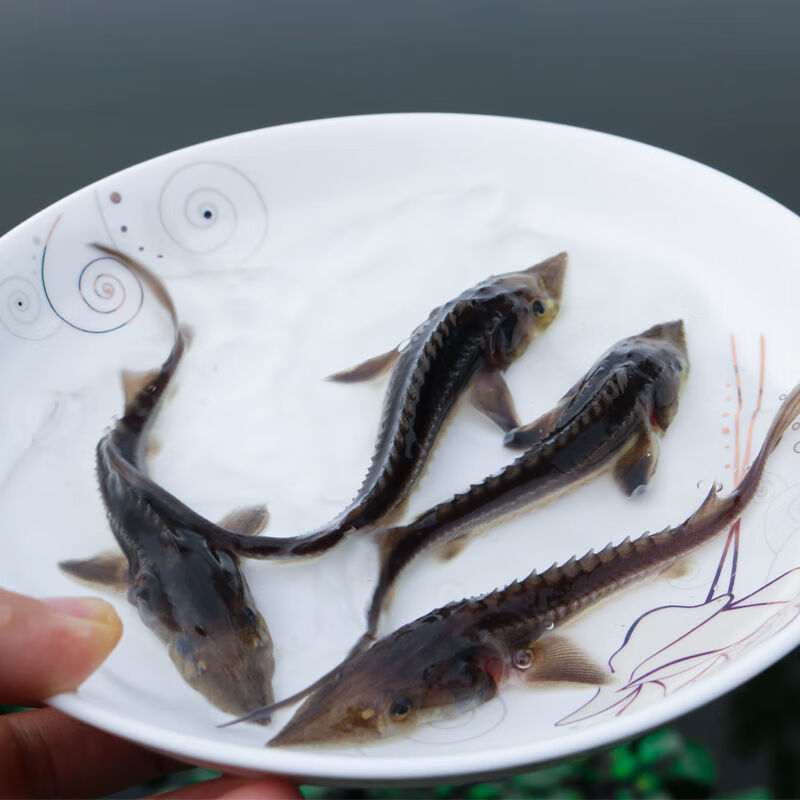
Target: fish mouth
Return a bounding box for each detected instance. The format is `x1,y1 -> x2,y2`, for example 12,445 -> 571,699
524,251 -> 568,302
639,319 -> 687,354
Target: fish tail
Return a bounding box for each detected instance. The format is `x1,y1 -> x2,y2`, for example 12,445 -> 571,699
93,244 -> 188,451
733,382 -> 800,509
92,243 -> 179,331
675,382 -> 800,545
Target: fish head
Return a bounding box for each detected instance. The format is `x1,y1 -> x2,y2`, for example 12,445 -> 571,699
269,632 -> 503,747
133,541 -> 275,717
485,252 -> 568,366
636,320 -> 690,431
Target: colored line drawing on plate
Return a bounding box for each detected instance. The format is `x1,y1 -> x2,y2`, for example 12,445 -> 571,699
557,335 -> 800,727
158,161 -> 268,264
41,215 -> 145,334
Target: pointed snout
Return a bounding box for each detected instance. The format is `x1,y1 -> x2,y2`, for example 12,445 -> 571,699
639,319 -> 687,355
524,251 -> 568,302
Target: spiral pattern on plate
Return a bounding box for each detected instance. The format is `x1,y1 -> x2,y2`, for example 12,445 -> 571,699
0,276 -> 60,339
159,161 -> 267,261
407,697 -> 507,745
42,253 -> 143,333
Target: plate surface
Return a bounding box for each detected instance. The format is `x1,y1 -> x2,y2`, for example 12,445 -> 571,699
1,113 -> 799,785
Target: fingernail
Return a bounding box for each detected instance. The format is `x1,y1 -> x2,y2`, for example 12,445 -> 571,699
42,596 -> 120,627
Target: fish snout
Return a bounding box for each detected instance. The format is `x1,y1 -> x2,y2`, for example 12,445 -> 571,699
524,251 -> 568,303
169,634 -> 275,721
641,319 -> 687,356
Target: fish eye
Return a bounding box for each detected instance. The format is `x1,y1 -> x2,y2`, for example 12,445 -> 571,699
389,696 -> 414,719
242,606 -> 258,625
532,300 -> 546,317
512,648 -> 534,670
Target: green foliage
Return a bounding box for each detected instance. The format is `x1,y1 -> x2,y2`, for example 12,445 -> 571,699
299,726 -> 760,800
730,646 -> 800,798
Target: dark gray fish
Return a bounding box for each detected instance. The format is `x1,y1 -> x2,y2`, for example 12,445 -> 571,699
262,383 -> 800,747
59,245 -> 275,719
199,252 -> 568,559
226,320 -> 689,720
360,320 -> 689,651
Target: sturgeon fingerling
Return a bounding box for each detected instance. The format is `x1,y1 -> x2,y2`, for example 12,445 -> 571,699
263,385 -> 800,747
199,252 -> 568,559
362,320 -> 689,649
59,245 -> 275,719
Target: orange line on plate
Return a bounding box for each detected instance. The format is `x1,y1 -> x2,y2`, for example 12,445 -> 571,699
742,335 -> 766,477
44,214 -> 62,247
730,335 -> 743,486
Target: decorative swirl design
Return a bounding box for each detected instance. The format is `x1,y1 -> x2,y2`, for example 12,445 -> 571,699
159,161 -> 267,263
80,261 -> 129,315
788,493 -> 800,524
755,470 -> 783,504
407,697 -> 507,745
0,276 -> 60,339
42,251 -> 143,333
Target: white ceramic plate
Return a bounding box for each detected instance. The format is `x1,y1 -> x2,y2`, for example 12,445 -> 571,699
1,114 -> 799,787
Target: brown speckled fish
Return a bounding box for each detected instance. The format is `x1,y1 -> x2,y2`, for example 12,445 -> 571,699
60,245 -> 275,719
200,252 -> 567,559
252,384 -> 800,747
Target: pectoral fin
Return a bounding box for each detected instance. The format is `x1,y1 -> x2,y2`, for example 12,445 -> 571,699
503,400 -> 568,450
218,504 -> 270,535
326,347 -> 402,383
522,634 -> 608,685
613,425 -> 661,497
469,369 -> 521,432
59,552 -> 130,592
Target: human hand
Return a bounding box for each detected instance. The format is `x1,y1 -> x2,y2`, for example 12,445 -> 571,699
0,588 -> 301,798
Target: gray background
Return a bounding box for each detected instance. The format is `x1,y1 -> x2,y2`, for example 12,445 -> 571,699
2,0 -> 798,794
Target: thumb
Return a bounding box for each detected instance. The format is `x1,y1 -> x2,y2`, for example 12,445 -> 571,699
0,588 -> 122,705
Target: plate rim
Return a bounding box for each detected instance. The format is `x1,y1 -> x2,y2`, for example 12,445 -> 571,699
4,110 -> 798,784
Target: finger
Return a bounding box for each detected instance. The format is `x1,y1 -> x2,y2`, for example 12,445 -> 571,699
158,775 -> 302,799
0,588 -> 122,705
0,707 -> 186,798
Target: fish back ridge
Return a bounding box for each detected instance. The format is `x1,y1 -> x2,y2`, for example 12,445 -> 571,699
248,296 -> 502,559
507,384 -> 800,627
361,353 -> 659,642
349,297 -> 486,513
